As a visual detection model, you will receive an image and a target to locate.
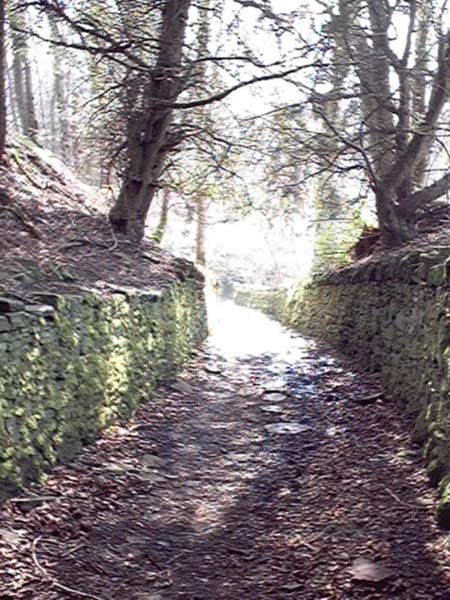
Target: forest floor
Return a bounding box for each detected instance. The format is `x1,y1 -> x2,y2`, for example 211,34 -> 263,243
1,297 -> 450,599
0,138 -> 182,300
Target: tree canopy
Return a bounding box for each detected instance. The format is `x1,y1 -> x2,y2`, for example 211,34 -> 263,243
2,0 -> 450,254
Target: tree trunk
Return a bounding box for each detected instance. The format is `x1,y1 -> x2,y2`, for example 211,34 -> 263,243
6,66 -> 18,131
8,6 -> 39,141
49,15 -> 69,161
152,187 -> 170,244
375,188 -> 415,247
195,194 -> 206,266
0,0 -> 6,159
192,0 -> 212,266
109,0 -> 192,243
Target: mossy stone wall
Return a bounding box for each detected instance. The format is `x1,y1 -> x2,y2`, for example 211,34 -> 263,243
233,287 -> 288,321
286,247 -> 450,526
0,276 -> 207,499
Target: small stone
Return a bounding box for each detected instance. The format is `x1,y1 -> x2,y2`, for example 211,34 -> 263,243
348,558 -> 394,584
262,392 -> 286,402
104,462 -> 136,474
261,405 -> 284,413
142,454 -> 166,468
265,422 -> 312,435
0,528 -> 23,546
170,381 -> 193,395
25,304 -> 55,318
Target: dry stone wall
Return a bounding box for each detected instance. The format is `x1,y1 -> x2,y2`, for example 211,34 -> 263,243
0,272 -> 207,499
286,247 -> 450,527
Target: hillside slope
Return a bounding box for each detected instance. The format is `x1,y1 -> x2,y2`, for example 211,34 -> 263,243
0,138 -> 192,298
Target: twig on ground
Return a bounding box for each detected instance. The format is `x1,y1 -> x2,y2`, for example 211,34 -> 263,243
32,536 -> 106,600
107,230 -> 118,252
384,487 -> 430,511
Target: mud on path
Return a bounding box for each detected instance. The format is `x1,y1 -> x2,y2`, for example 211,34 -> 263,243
1,298 -> 450,599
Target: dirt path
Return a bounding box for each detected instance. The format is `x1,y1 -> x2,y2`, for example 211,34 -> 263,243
1,299 -> 450,599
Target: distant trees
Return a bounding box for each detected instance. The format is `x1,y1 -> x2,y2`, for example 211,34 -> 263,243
8,3 -> 39,141
48,14 -> 69,161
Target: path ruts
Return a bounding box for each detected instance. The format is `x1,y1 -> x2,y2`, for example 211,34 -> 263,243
1,300 -> 450,599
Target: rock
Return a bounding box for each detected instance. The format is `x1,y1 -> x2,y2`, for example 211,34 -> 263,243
204,364 -> 221,375
261,392 -> 286,402
347,558 -> 394,585
0,297 -> 24,313
142,454 -> 166,468
353,392 -> 383,406
261,405 -> 284,413
0,316 -> 10,332
11,496 -> 59,511
170,381 -> 193,395
263,379 -> 286,392
264,423 -> 312,435
25,304 -> 55,318
30,293 -> 63,309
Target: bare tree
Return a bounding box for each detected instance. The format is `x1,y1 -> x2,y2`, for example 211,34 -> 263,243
312,0 -> 450,246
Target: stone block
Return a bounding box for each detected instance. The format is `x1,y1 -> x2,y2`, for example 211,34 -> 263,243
25,305 -> 55,319
0,317 -> 10,332
0,297 -> 25,313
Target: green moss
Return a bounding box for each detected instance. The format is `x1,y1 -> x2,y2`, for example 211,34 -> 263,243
0,277 -> 207,496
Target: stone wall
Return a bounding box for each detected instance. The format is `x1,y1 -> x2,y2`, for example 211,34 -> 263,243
285,247 -> 450,526
233,287 -> 288,321
0,273 -> 207,498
